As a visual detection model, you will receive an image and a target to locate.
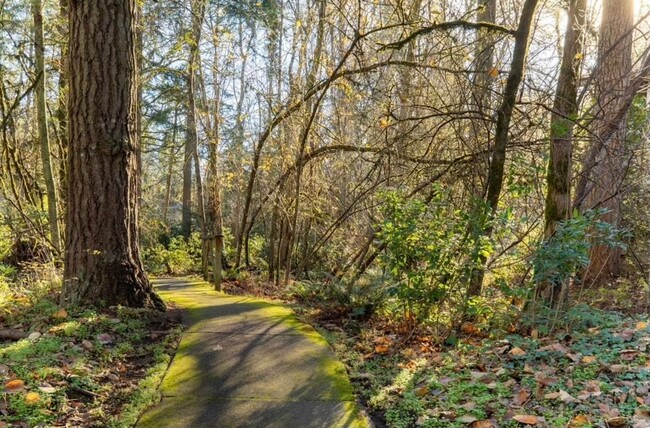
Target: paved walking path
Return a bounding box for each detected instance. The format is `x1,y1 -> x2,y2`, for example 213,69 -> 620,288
137,278 -> 369,428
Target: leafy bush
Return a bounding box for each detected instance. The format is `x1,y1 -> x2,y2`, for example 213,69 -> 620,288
143,232 -> 203,275
377,190 -> 489,323
533,209 -> 628,288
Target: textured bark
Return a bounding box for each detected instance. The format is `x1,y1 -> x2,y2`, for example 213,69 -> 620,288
208,58 -> 224,290
465,0 -> 497,298
54,0 -> 69,205
472,0 -> 497,120
62,0 -> 164,310
33,0 -> 61,253
181,0 -> 206,240
162,111 -> 178,224
537,0 -> 587,307
467,0 -> 538,296
574,0 -> 634,283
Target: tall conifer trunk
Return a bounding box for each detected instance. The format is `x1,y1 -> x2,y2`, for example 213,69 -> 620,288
62,0 -> 163,310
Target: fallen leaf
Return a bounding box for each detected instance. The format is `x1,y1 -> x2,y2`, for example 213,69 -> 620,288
460,401 -> 476,411
52,308 -> 68,319
536,375 -> 558,386
619,329 -> 635,340
514,389 -> 530,406
374,344 -> 389,354
457,415 -> 478,424
513,414 -> 539,425
415,386 -> 429,397
96,333 -> 113,345
509,347 -> 527,357
461,322 -> 481,335
609,364 -> 628,374
558,389 -> 579,403
38,386 -> 56,394
539,343 -> 568,354
25,392 -> 40,404
606,416 -> 627,427
569,415 -> 590,427
4,379 -> 25,392
620,350 -> 639,361
471,420 -> 494,428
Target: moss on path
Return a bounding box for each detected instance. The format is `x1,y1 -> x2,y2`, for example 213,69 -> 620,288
136,278 -> 369,428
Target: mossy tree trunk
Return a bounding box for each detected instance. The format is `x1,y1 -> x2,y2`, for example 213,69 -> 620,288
537,0 -> 587,308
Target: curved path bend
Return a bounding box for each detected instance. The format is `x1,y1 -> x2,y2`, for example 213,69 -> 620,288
137,278 -> 369,428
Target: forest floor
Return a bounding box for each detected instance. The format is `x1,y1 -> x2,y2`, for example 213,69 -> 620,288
0,277 -> 182,427
223,277 -> 650,428
137,277 -> 368,428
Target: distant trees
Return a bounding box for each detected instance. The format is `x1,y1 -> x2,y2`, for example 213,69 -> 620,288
2,0 -> 650,317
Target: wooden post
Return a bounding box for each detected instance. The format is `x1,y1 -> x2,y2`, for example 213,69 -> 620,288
213,234 -> 223,291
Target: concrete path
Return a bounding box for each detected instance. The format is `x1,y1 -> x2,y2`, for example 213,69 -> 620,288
137,278 -> 369,428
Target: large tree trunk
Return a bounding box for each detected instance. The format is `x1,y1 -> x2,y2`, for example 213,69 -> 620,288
62,0 -> 164,310
467,0 -> 538,296
33,0 -> 61,253
574,0 -> 634,283
537,0 -> 587,307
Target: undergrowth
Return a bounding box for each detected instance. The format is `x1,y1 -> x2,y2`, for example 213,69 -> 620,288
0,266 -> 181,427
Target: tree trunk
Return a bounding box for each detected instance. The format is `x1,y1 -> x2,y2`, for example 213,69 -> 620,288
284,0 -> 327,285
33,0 -> 61,253
537,0 -> 587,307
465,0 -> 497,298
162,110 -> 178,224
55,0 -> 69,208
62,0 -> 164,310
574,0 -> 634,283
181,0 -> 206,240
467,0 -> 539,296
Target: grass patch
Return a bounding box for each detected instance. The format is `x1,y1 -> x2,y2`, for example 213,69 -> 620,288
0,272 -> 181,427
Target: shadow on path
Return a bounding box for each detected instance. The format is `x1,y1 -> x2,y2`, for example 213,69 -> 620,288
136,278 -> 369,428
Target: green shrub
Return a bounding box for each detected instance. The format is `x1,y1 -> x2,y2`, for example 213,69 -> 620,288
377,190 -> 489,323
143,232 -> 203,274
532,209 -> 627,295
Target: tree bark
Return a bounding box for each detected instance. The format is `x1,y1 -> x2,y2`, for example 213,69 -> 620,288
33,0 -> 61,253
574,0 -> 634,283
181,0 -> 206,240
537,0 -> 587,307
62,0 -> 164,310
467,0 -> 538,296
